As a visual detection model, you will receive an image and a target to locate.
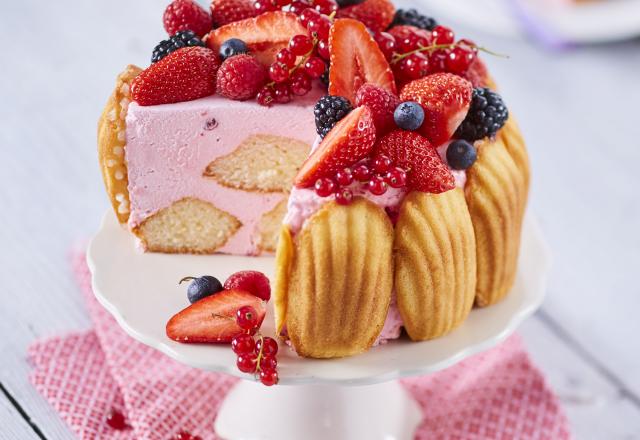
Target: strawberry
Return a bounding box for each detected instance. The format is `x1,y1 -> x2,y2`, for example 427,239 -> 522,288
216,54 -> 267,100
166,289 -> 266,343
336,0 -> 395,33
224,271 -> 271,301
295,106 -> 376,187
399,73 -> 472,145
210,0 -> 259,28
207,12 -> 307,66
163,0 -> 213,38
354,83 -> 400,135
131,47 -> 219,106
328,19 -> 396,105
462,57 -> 489,88
374,130 -> 454,193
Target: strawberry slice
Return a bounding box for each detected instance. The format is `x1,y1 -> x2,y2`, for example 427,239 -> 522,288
335,0 -> 395,33
295,106 -> 376,188
131,47 -> 219,106
328,19 -> 396,105
207,11 -> 307,66
166,289 -> 266,343
374,130 -> 454,193
399,72 -> 472,146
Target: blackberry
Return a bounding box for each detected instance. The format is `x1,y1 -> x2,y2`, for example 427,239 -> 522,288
151,30 -> 205,63
390,9 -> 438,31
314,95 -> 352,138
455,88 -> 509,142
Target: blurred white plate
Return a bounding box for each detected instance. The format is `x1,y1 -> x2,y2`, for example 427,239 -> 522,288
417,0 -> 640,43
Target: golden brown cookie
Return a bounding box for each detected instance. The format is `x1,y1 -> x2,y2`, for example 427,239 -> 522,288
394,189 -> 477,340
97,65 -> 141,224
465,123 -> 529,306
283,198 -> 394,358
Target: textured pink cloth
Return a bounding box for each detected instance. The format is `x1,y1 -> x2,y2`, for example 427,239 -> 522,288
28,251 -> 572,440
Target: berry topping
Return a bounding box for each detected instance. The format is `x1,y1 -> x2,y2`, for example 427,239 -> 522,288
352,163 -> 372,181
446,139 -> 477,170
219,38 -> 249,60
387,25 -> 431,53
385,166 -> 407,188
371,154 -> 392,174
180,275 -> 224,303
335,168 -> 354,186
315,177 -> 337,197
166,289 -> 266,343
152,30 -> 206,64
354,83 -> 401,135
207,12 -> 307,66
367,175 -> 388,195
224,270 -> 272,301
131,47 -> 220,106
431,25 -> 455,45
216,54 -> 267,100
211,0 -> 259,28
335,187 -> 354,205
393,101 -> 424,131
236,305 -> 260,330
106,408 -> 127,430
374,130 -> 455,193
399,73 -> 472,145
390,8 -> 437,31
231,333 -> 256,354
314,95 -> 353,138
328,19 -> 396,104
335,0 -> 396,33
454,87 -> 509,142
163,0 -> 213,38
295,106 -> 376,187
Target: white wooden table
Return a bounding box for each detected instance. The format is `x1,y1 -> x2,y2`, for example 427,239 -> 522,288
1,1 -> 639,438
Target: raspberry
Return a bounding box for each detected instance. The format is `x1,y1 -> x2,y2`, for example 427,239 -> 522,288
313,95 -> 353,138
335,0 -> 396,33
224,270 -> 271,301
374,130 -> 455,193
131,47 -> 219,106
211,0 -> 259,27
390,9 -> 437,31
216,54 -> 267,100
354,83 -> 400,136
163,0 -> 212,38
454,87 -> 509,142
151,30 -> 205,64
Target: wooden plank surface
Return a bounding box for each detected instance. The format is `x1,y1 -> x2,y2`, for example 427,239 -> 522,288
0,388 -> 42,440
0,0 -> 638,438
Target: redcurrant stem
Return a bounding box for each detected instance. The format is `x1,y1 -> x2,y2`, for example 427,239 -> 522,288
390,42 -> 509,65
254,335 -> 265,375
178,276 -> 197,284
210,313 -> 234,321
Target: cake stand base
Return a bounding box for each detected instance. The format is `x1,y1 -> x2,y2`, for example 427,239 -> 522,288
214,380 -> 422,440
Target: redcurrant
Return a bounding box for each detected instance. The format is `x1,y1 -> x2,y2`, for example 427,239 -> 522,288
276,48 -> 297,68
289,0 -> 311,15
273,82 -> 292,103
367,176 -> 388,195
236,305 -> 259,330
231,333 -> 256,354
335,168 -> 354,186
312,0 -> 337,15
314,177 -> 336,197
371,155 -> 392,174
290,70 -> 312,95
259,355 -> 278,371
352,163 -> 372,182
255,336 -> 279,356
304,57 -> 326,78
254,0 -> 277,13
300,7 -> 322,27
374,32 -> 396,61
237,354 -> 257,373
385,167 -> 407,188
317,39 -> 330,60
445,46 -> 475,74
289,35 -> 313,56
432,25 -> 454,45
269,62 -> 290,83
335,188 -> 353,205
260,369 -> 279,386
257,87 -> 275,106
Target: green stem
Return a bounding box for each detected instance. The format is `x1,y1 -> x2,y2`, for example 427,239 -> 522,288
391,42 -> 509,65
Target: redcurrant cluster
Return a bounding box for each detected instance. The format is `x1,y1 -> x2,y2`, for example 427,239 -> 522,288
314,155 -> 407,203
232,306 -> 280,386
374,25 -> 479,83
257,3 -> 336,106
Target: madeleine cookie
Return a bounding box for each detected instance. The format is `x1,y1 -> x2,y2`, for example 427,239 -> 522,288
97,65 -> 141,224
465,126 -> 529,306
283,198 -> 394,358
395,189 -> 477,340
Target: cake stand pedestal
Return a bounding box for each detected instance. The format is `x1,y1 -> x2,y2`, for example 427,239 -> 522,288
87,211 -> 550,439
214,381 -> 421,440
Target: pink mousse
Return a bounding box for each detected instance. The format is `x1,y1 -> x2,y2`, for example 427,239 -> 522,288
125,91 -> 320,255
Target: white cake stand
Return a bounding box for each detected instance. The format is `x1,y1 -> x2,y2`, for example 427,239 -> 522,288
87,211 -> 551,439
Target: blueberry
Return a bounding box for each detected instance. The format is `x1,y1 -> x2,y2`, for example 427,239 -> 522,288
394,101 -> 424,131
181,275 -> 223,303
219,38 -> 248,60
446,140 -> 477,170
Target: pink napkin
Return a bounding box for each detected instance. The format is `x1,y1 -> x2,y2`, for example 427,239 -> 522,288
28,251 -> 572,440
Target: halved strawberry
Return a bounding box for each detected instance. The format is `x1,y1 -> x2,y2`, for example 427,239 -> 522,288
335,0 -> 395,33
374,130 -> 455,193
206,11 -> 307,66
328,19 -> 396,105
131,47 -> 220,106
399,73 -> 472,146
295,106 -> 376,188
166,289 -> 266,343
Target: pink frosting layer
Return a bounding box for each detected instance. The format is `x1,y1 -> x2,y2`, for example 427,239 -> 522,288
125,90 -> 320,255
